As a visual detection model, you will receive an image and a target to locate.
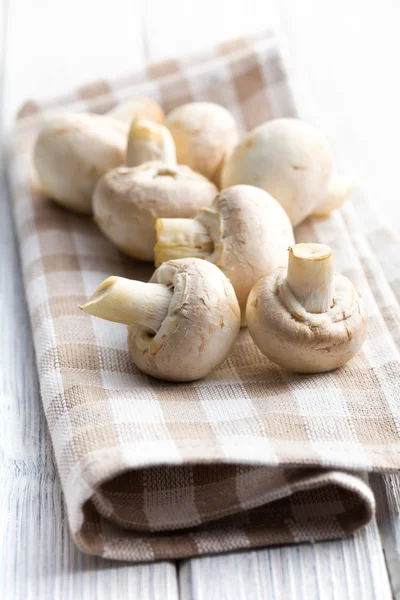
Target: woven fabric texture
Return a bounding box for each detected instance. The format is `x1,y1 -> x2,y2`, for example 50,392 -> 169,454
8,30 -> 400,562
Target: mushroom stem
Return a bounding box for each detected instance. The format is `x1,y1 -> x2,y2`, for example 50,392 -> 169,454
79,276 -> 172,332
286,243 -> 335,313
126,118 -> 177,168
155,218 -> 214,267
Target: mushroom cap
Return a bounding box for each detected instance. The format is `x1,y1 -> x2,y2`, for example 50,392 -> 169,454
221,118 -> 334,226
93,161 -> 218,262
128,258 -> 241,381
107,97 -> 164,125
33,113 -> 128,215
311,174 -> 353,218
197,185 -> 294,318
246,267 -> 367,373
166,102 -> 239,183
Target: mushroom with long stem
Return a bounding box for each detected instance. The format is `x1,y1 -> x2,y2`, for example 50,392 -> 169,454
80,258 -> 241,382
155,185 -> 295,323
246,243 -> 367,373
93,161 -> 218,262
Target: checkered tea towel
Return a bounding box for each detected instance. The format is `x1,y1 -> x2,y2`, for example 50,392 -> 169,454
8,30 -> 400,562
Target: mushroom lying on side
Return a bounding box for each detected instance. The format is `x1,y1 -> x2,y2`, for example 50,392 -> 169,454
166,102 -> 239,185
221,118 -> 352,226
107,96 -> 164,125
155,185 -> 294,322
126,118 -> 176,168
80,258 -> 241,382
246,243 -> 367,373
33,113 -> 128,215
93,161 -> 218,262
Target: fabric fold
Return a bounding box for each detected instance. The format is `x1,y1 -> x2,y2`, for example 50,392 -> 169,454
8,29 -> 400,562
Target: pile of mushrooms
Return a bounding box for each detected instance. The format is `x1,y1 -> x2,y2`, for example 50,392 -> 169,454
33,95 -> 367,381
93,161 -> 217,261
155,184 -> 294,321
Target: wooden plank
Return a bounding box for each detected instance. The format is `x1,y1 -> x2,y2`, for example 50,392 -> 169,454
179,520 -> 392,600
0,0 -> 179,595
371,475 -> 400,600
1,0 -> 398,598
276,6 -> 400,595
0,0 -> 6,146
0,172 -> 179,600
142,1 -> 396,598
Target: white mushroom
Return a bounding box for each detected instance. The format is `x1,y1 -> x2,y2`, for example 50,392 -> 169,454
33,113 -> 128,215
310,174 -> 353,218
126,118 -> 176,168
93,161 -> 218,262
107,96 -> 164,125
166,102 -> 239,185
221,118 -> 351,226
80,258 -> 241,382
155,185 -> 294,322
246,243 -> 367,373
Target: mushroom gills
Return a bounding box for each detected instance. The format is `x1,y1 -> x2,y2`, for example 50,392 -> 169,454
79,276 -> 172,333
155,218 -> 214,266
246,242 -> 367,373
79,258 -> 241,382
280,271 -> 358,328
154,185 -> 295,325
93,162 -> 218,262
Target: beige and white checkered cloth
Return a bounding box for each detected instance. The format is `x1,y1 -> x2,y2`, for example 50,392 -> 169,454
8,30 -> 400,562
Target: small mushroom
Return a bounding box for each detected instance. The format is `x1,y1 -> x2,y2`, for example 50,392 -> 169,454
221,118 -> 352,226
155,185 -> 294,322
33,113 -> 128,215
126,117 -> 176,168
166,102 -> 239,184
80,258 -> 241,382
310,174 -> 353,218
107,96 -> 164,125
93,161 -> 218,262
246,243 -> 367,373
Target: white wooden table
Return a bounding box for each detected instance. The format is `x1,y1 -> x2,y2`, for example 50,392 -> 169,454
1,0 -> 400,598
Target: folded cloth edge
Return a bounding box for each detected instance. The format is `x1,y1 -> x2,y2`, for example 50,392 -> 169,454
8,28 -> 400,563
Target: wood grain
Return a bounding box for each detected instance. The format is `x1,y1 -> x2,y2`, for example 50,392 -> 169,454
179,519 -> 392,600
0,172 -> 179,600
371,475 -> 400,600
0,3 -> 179,597
1,0 -> 400,597
143,3 -> 399,594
